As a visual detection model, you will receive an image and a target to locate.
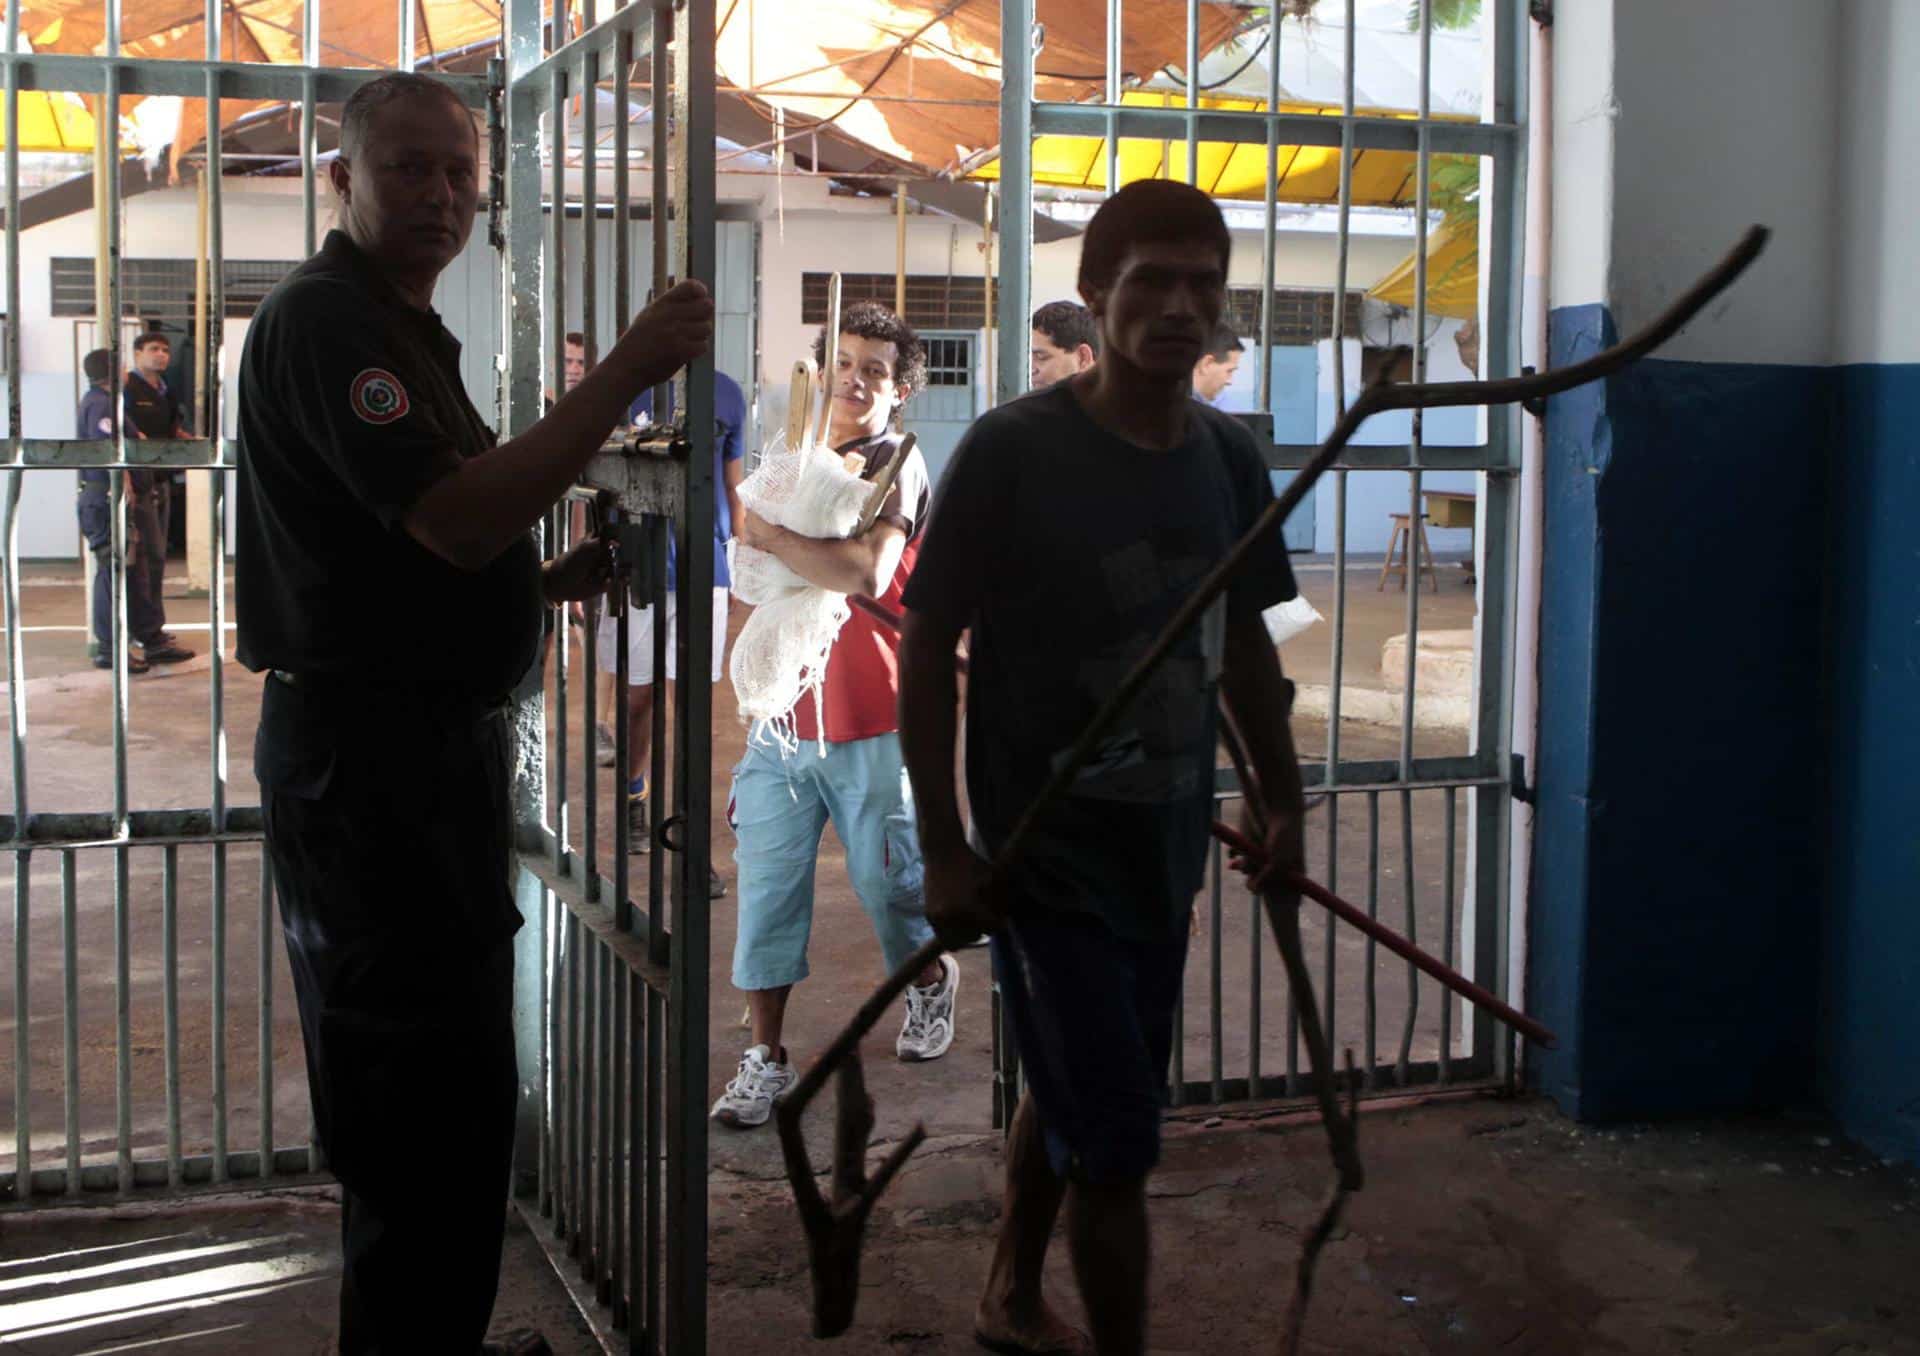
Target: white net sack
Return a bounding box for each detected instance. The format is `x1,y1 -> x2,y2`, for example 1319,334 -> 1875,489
729,435 -> 875,748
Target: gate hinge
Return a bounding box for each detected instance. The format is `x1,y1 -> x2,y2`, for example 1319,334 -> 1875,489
1510,752 -> 1534,805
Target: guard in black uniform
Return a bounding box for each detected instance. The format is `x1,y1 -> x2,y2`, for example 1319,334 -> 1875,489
235,72 -> 711,1354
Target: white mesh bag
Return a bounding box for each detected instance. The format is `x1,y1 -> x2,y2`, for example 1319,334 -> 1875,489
728,435 -> 875,748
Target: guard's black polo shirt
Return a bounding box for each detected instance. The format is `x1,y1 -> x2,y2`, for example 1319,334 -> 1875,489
235,230 -> 543,702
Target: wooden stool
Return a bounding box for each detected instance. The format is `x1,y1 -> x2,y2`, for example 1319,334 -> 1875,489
1378,512 -> 1439,592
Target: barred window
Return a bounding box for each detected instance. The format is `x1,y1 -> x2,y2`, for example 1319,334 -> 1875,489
801,273 -> 996,330
51,257 -> 301,320
1223,288 -> 1363,345
921,334 -> 973,387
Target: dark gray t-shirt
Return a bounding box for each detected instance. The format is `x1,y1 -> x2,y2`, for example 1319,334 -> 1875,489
902,382 -> 1297,940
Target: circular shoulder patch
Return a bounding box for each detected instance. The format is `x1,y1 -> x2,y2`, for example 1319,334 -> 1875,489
350,368 -> 411,425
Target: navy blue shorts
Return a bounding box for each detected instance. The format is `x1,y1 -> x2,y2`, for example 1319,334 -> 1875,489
992,904 -> 1190,1185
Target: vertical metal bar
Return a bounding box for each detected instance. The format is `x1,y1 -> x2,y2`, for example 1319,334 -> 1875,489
1322,0 -> 1356,1056
11,849 -> 27,1190
569,912 -> 585,1256
304,0 -> 320,65
1104,0 -> 1119,192
1363,790 -> 1378,1090
596,945 -> 614,1302
163,845 -> 182,1187
644,987 -> 663,1347
996,0 -> 1032,406
258,852 -> 274,1177
1440,787 -> 1456,1083
626,970 -> 643,1334
211,840 -> 228,1181
114,845 -> 132,1191
550,63 -> 570,876
612,554 -> 631,925
648,6 -> 670,419
1385,0 -> 1434,1094
1208,836 -> 1223,1104
1,0 -> 22,855
4,0 -> 20,449
398,0 -> 415,69
301,71 -> 318,257
1474,0 -> 1526,1086
667,6 -> 716,1342
546,892 -> 563,1225
1183,0 -> 1198,185
645,520 -> 666,956
61,852 -> 79,1194
105,40 -> 131,1198
1396,793 -> 1418,1085
580,930 -> 597,1274
1257,0 -> 1279,411
609,955 -> 627,1326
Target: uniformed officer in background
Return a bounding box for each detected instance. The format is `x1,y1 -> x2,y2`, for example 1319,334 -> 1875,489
235,71 -> 712,1354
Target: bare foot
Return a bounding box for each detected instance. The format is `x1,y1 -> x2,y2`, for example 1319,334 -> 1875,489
975,1296 -> 1093,1356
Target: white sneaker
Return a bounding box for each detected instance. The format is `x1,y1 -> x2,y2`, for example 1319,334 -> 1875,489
896,954 -> 958,1062
595,723 -> 617,768
709,1044 -> 796,1129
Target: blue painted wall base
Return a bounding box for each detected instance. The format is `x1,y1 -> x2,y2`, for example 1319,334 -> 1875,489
1530,307 -> 1920,1164
1530,303 -> 1829,1123
1820,364 -> 1920,1164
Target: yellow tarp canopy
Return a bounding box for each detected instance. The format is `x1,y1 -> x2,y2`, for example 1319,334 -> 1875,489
968,89 -> 1474,207
0,89 -> 97,151
1365,214 -> 1477,319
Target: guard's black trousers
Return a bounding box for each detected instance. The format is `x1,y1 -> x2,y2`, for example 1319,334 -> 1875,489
257,674 -> 525,1355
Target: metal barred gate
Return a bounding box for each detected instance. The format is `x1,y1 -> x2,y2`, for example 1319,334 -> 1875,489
501,1 -> 719,1352
989,0 -> 1528,1117
0,0 -> 722,1348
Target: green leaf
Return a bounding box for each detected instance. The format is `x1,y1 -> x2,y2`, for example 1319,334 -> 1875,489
1405,0 -> 1482,32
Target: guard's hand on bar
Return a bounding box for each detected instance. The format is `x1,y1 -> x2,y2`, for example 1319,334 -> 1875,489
612,279 -> 715,392
541,534 -> 617,604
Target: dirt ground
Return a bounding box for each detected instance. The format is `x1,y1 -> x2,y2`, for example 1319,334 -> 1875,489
4,1096 -> 1917,1354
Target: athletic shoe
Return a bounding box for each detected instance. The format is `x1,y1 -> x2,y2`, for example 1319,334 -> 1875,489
92,653 -> 150,674
595,722 -> 616,768
139,642 -> 196,664
709,1044 -> 796,1129
897,953 -> 958,1062
708,869 -> 728,900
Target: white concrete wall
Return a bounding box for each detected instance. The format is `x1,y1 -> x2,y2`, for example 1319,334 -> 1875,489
1835,0 -> 1920,366
1549,0 -> 1614,312
1606,1 -> 1839,364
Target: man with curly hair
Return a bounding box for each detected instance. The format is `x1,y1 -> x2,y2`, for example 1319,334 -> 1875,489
715,300 -> 959,1129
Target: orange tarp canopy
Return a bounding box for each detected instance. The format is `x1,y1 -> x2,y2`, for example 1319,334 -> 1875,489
716,0 -> 1245,175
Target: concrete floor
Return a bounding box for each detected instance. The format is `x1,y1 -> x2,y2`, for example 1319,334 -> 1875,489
7,1097 -> 1915,1354
0,1187 -> 600,1354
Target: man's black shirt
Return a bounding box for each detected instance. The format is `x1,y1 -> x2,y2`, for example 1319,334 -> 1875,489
122,372 -> 182,493
235,230 -> 543,701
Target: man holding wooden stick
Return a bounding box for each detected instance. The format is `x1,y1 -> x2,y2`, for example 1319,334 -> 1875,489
715,300 -> 958,1130
899,182 -> 1307,1356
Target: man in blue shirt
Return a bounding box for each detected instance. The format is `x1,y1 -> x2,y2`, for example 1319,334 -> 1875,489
77,348 -> 170,672
603,370 -> 746,895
